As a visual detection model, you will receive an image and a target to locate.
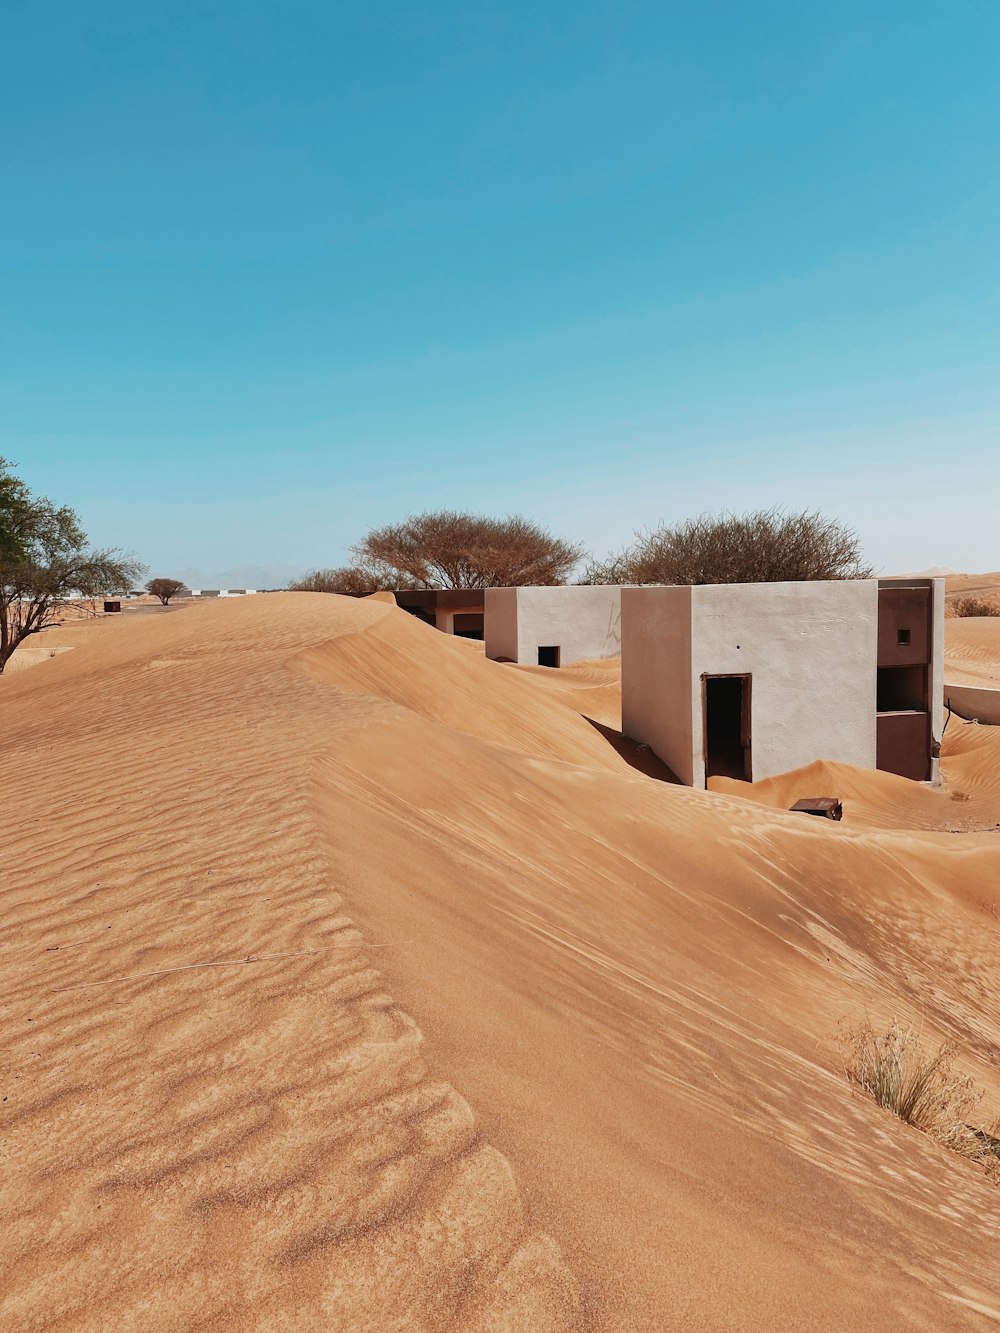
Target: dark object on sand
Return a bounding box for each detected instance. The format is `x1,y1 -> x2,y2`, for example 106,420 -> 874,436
789,797 -> 843,821
103,600 -> 122,614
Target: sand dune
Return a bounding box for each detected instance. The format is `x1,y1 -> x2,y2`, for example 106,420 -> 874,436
945,618 -> 1000,688
4,594 -> 1000,1329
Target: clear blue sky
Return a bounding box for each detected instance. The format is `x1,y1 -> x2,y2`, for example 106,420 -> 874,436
3,1 -> 998,583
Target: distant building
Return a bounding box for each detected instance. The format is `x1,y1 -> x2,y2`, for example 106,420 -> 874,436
484,585 -> 622,666
621,578 -> 944,786
185,588 -> 259,598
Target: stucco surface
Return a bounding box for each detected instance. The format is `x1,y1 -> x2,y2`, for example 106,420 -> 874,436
622,581 -> 881,786
483,587 -> 520,661
690,581 -> 879,785
944,683 -> 1000,726
621,587 -> 695,785
486,586 -> 622,666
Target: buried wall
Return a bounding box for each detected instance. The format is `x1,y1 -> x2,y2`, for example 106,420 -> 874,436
485,585 -> 623,667
689,581 -> 879,786
621,587 -> 696,784
622,581 -> 880,787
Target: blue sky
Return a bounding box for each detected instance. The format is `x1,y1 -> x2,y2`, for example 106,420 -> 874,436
3,0 -> 998,584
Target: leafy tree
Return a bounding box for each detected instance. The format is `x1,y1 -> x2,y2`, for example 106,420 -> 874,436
353,511 -> 584,589
146,577 -> 187,605
583,509 -> 872,586
0,459 -> 145,674
0,460 -> 31,563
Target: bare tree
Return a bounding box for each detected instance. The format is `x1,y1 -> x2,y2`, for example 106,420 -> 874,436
0,459 -> 145,674
146,577 -> 187,605
583,509 -> 872,586
288,565 -> 404,596
354,511 -> 584,589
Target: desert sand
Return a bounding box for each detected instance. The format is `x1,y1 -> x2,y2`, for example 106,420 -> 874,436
3,594 -> 1000,1330
943,618 -> 1000,689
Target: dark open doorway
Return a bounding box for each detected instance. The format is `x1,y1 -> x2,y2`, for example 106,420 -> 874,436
703,674 -> 752,783
537,646 -> 561,667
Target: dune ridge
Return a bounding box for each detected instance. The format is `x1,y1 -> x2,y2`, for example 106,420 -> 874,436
3,593 -> 1000,1329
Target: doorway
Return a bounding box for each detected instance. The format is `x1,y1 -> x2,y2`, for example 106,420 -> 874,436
537,646 -> 561,667
703,674 -> 752,783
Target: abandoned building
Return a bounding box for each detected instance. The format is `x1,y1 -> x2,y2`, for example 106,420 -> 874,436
392,589 -> 485,639
484,585 -> 622,666
621,577 -> 944,787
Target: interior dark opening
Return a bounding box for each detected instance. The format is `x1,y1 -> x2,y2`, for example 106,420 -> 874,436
876,664 -> 927,712
537,645 -> 560,668
705,675 -> 750,782
453,613 -> 484,640
897,628 -> 911,645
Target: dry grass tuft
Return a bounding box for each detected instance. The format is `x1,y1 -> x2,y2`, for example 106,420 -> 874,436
843,1021 -> 1000,1181
950,595 -> 1000,618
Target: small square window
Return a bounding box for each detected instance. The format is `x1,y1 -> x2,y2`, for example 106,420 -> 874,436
897,628 -> 911,645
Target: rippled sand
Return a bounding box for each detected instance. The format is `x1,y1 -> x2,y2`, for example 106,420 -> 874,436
3,593 -> 1000,1330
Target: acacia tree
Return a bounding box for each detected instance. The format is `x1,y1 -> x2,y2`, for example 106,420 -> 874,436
0,458 -> 145,674
583,509 -> 872,586
288,565 -> 404,596
146,577 -> 186,605
353,511 -> 584,589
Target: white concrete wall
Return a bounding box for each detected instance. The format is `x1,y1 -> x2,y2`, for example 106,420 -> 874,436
485,585 -> 622,666
688,581 -> 879,786
621,586 -> 695,784
484,588 -> 520,662
621,581 -> 880,786
945,683 -> 1000,726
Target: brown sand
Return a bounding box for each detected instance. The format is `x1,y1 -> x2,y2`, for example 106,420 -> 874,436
3,594 -> 1000,1330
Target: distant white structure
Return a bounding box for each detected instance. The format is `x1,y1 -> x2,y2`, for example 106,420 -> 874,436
621,578 -> 944,787
185,589 -> 259,598
485,585 -> 622,666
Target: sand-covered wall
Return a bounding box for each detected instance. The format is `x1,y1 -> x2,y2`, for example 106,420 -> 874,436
945,682 -> 1000,725
621,585 -> 695,783
690,580 -> 879,785
486,584 -> 622,666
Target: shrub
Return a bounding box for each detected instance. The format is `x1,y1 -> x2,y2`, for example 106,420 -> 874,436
288,566 -> 408,596
583,508 -> 871,586
843,1020 -> 1000,1178
951,595 -> 1000,618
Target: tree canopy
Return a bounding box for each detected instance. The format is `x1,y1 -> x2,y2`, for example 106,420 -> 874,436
0,458 -> 145,673
583,509 -> 872,586
146,577 -> 187,605
288,566 -> 404,596
353,511 -> 584,589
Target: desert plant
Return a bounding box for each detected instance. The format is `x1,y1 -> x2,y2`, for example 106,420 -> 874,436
951,595 -> 1000,618
843,1021 -> 974,1129
842,1020 -> 1000,1180
288,565 -> 405,596
354,511 -> 584,589
583,508 -> 872,586
145,577 -> 186,605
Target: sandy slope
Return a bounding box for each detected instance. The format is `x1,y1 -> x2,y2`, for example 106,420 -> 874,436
945,618 -> 1000,688
3,595 -> 1000,1330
